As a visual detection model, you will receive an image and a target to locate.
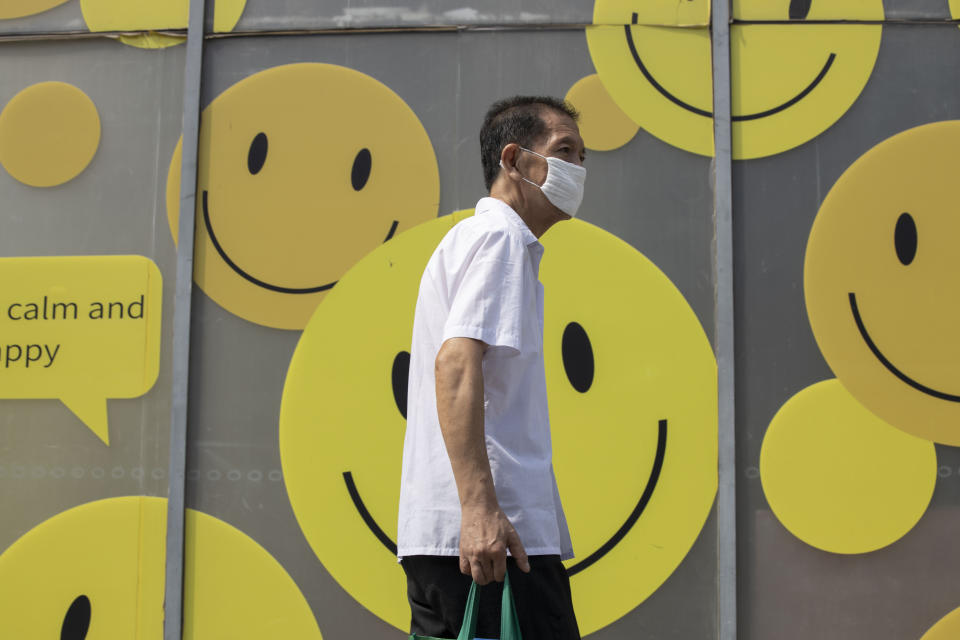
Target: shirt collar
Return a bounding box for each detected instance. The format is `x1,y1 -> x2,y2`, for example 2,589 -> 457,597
476,197 -> 541,248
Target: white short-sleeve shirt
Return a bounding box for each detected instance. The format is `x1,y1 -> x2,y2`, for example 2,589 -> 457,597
397,197 -> 574,560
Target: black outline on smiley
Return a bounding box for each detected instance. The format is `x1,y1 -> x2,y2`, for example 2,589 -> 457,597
849,292 -> 960,402
342,418 -> 668,574
344,470 -> 398,555
623,12 -> 836,122
202,190 -> 399,295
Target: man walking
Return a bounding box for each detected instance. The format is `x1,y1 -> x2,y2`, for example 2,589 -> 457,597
397,96 -> 586,639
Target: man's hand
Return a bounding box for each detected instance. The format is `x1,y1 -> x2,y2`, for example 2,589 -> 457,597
459,504 -> 531,585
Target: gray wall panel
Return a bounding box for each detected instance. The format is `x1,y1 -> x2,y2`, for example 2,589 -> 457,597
735,0 -> 955,21
0,38 -> 183,547
185,28 -> 716,639
884,0 -> 953,20
734,22 -> 960,639
0,2 -> 84,36
232,0 -> 591,31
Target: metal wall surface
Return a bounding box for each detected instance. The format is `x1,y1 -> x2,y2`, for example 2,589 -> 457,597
1,0 -> 721,635
0,0 -> 592,37
0,38 -> 182,548
34,0 -> 960,639
0,39 -> 182,639
5,0 -> 960,638
182,27 -> 718,639
734,20 -> 960,640
2,0 -> 956,36
734,0 -> 956,20
233,0 -> 591,31
0,2 -> 83,35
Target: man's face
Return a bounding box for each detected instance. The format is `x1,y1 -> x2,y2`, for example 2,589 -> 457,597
517,109 -> 586,220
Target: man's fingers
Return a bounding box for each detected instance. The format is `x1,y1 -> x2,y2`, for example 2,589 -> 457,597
471,556 -> 493,586
459,554 -> 471,576
493,551 -> 507,583
483,555 -> 497,585
471,562 -> 486,585
508,533 -> 531,573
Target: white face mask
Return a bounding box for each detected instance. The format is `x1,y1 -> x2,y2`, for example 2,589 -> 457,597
502,147 -> 587,217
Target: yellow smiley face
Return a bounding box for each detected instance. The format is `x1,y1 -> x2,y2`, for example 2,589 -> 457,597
0,496 -> 322,639
805,120 -> 960,446
167,63 -> 439,330
586,0 -> 883,159
280,214 -> 717,634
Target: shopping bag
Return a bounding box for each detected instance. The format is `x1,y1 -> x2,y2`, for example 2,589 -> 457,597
409,571 -> 522,640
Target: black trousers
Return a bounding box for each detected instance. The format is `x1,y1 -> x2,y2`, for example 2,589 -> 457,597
402,555 -> 581,639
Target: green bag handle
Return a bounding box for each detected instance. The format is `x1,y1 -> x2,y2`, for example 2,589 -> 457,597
457,572 -> 522,640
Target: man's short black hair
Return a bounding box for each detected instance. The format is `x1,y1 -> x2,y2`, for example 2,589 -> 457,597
479,96 -> 580,191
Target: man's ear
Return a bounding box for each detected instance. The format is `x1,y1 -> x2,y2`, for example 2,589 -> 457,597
499,143 -> 521,179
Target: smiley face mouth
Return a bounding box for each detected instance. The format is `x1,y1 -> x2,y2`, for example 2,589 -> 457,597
623,13 -> 836,122
342,418 -> 667,572
343,471 -> 398,554
849,292 -> 960,402
202,190 -> 399,295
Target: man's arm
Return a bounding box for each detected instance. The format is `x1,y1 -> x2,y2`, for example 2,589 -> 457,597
435,337 -> 531,585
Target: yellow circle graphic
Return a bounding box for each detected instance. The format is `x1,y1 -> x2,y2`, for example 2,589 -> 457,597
0,82 -> 100,187
166,63 -> 440,330
587,0 -> 882,159
564,74 -> 638,151
81,0 -> 246,48
545,217 -> 716,633
0,0 -> 71,19
760,379 -> 936,554
280,214 -> 717,634
805,121 -> 960,445
0,497 -> 322,639
921,605 -> 960,640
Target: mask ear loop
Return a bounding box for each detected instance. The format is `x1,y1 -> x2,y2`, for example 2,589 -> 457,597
500,147 -> 545,188
519,146 -> 547,160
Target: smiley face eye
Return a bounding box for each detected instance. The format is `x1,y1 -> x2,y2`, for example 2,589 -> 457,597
562,322 -> 594,393
61,595 -> 91,640
392,351 -> 410,419
895,212 -> 917,266
789,0 -> 811,19
352,148 -> 372,191
247,132 -> 268,175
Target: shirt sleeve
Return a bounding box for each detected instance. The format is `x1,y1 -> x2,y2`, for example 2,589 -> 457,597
442,229 -> 527,352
